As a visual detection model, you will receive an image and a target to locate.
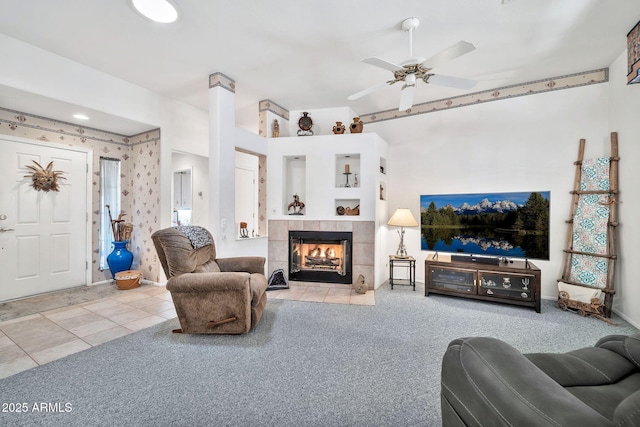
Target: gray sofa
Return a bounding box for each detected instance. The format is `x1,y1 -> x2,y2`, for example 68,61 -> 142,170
152,226 -> 267,334
441,333 -> 640,426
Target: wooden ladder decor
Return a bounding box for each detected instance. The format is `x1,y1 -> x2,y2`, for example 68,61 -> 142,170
558,132 -> 619,321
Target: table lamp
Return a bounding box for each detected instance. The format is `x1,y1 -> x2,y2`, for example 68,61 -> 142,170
387,208 -> 418,258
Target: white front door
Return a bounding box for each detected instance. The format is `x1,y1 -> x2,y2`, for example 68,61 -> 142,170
0,136 -> 89,301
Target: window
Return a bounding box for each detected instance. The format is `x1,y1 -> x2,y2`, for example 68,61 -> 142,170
99,157 -> 121,270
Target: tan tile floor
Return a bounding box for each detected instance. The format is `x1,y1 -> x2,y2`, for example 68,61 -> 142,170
0,282 -> 374,379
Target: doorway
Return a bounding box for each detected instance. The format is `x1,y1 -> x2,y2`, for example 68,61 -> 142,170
171,151 -> 209,228
0,136 -> 91,301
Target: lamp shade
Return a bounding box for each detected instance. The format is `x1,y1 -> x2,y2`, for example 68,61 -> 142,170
387,208 -> 418,227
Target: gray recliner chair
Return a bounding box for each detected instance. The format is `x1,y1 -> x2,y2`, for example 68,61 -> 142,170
441,333 -> 640,426
152,226 -> 267,334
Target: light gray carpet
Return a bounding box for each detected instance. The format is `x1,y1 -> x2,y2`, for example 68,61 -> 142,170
1,282 -> 637,427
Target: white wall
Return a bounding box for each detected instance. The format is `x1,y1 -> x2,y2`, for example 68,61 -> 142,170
371,82 -> 612,306
0,35 -> 210,234
608,51 -> 640,327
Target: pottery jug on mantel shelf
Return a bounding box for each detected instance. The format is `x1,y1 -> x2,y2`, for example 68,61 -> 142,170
332,121 -> 346,134
349,117 -> 363,133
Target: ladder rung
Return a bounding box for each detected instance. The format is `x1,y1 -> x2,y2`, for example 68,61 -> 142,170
570,190 -> 618,195
565,219 -> 618,227
563,249 -> 617,259
558,279 -> 616,294
575,156 -> 620,165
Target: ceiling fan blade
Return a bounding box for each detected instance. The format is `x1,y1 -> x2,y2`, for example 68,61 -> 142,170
428,74 -> 478,90
347,81 -> 391,101
362,56 -> 404,72
422,40 -> 476,69
398,85 -> 415,111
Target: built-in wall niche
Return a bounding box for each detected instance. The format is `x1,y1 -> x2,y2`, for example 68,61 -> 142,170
235,148 -> 267,239
335,154 -> 360,188
283,155 -> 307,216
335,198 -> 360,217
379,156 -> 387,175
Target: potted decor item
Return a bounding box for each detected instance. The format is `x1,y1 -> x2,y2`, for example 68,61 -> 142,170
105,205 -> 134,279
332,121 -> 346,134
297,112 -> 313,136
349,117 -> 363,133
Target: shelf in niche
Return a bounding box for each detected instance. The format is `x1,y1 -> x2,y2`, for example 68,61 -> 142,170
283,155 -> 306,216
335,198 -> 360,217
335,154 -> 360,188
379,156 -> 387,175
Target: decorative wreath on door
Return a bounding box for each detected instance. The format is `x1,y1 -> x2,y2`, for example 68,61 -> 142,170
24,160 -> 66,192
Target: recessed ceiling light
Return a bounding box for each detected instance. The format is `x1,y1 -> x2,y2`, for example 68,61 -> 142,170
73,114 -> 89,120
132,0 -> 179,23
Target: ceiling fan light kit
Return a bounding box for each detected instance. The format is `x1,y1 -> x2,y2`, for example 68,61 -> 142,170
349,17 -> 478,111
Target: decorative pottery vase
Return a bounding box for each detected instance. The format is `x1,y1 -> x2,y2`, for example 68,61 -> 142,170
332,121 -> 346,134
349,117 -> 363,133
107,240 -> 134,279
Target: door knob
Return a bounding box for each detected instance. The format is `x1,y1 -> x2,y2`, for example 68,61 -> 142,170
0,227 -> 15,233
0,214 -> 7,220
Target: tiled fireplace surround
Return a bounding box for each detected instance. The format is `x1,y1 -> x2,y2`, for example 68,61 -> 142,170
268,220 -> 376,290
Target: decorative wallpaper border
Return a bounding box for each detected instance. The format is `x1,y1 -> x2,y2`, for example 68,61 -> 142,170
362,68 -> 609,124
259,68 -> 609,131
0,107 -> 132,145
209,72 -> 236,93
129,130 -> 161,146
259,99 -> 289,120
258,99 -> 289,137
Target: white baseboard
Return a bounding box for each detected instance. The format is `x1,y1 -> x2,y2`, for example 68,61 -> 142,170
90,280 -> 113,286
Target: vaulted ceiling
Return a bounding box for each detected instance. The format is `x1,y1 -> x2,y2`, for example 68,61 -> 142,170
0,0 -> 638,135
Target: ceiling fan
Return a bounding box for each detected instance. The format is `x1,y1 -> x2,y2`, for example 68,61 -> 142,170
348,17 -> 478,111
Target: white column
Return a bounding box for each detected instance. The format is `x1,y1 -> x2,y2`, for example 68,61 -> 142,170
208,73 -> 236,244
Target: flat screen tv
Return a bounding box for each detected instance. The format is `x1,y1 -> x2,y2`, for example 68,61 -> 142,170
420,191 -> 550,260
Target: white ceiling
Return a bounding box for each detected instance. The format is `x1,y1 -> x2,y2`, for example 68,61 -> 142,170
0,0 -> 638,135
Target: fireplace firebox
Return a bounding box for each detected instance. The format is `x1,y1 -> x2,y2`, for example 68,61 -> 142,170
289,231 -> 352,284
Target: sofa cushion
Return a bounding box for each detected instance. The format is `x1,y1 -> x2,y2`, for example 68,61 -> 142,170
614,388 -> 640,426
597,334 -> 640,370
152,227 -> 215,277
195,259 -> 221,273
567,373 -> 640,421
525,347 -> 637,386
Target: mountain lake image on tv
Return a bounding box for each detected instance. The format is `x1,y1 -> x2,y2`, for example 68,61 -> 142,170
420,191 -> 550,260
